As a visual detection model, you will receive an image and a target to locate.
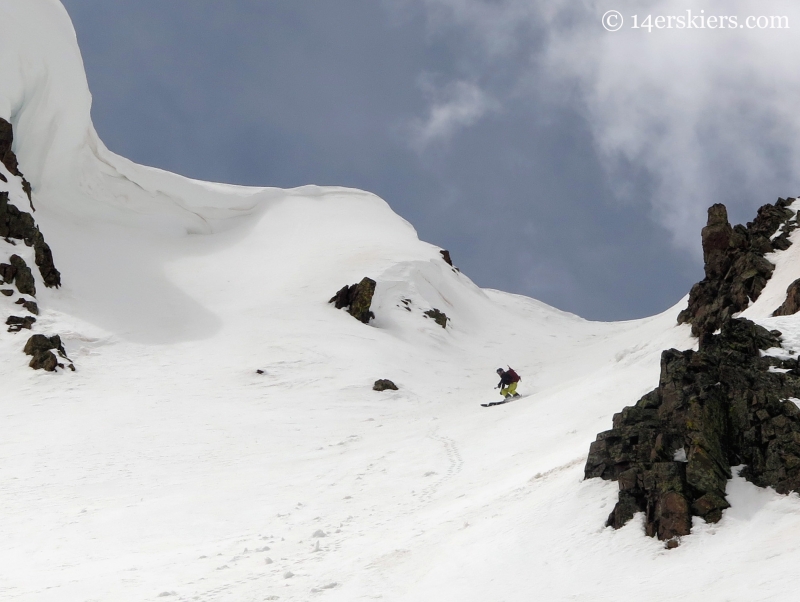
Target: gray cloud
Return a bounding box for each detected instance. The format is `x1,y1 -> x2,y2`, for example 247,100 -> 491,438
402,0 -> 800,253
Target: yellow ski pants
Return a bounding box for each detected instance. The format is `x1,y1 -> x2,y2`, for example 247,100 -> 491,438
501,382 -> 518,397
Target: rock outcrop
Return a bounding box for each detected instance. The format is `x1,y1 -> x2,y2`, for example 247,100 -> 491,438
0,118 -> 33,206
773,279 -> 800,317
0,192 -> 61,288
8,254 -> 35,296
24,334 -> 73,372
15,298 -> 38,315
423,308 -> 449,329
587,197 -> 800,546
0,120 -> 68,372
7,315 -> 36,332
373,379 -> 399,391
677,200 -> 797,337
329,277 -> 376,324
585,318 -> 800,544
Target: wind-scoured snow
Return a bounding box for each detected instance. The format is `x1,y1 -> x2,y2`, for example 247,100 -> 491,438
2,2 -> 800,601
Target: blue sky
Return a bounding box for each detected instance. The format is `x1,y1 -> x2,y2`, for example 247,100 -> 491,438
58,0 -> 800,320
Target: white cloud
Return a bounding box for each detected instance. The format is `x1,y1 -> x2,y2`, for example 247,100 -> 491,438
409,79 -> 498,150
403,0 -> 800,252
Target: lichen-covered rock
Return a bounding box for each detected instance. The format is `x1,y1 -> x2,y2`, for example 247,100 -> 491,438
373,379 -> 398,391
678,199 -> 798,336
329,277 -> 376,324
773,278 -> 800,316
585,318 -> 800,543
424,308 -> 449,329
9,254 -> 35,296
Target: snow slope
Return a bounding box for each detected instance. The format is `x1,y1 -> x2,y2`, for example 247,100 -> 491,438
2,2 -> 800,601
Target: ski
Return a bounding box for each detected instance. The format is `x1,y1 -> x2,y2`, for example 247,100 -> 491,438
481,395 -> 524,407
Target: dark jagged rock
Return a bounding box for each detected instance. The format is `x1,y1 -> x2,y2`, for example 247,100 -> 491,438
0,192 -> 35,239
0,121 -> 68,372
701,204 -> 734,279
678,199 -> 798,336
1,289 -> 12,296
9,254 -> 35,296
373,379 -> 399,391
773,278 -> 800,316
0,261 -> 16,283
424,308 -> 449,329
29,350 -> 58,371
0,192 -> 61,288
585,319 -> 800,543
15,298 -> 39,315
33,233 -> 60,288
24,333 -> 68,357
6,315 -> 36,332
440,249 -> 459,271
329,277 -> 376,324
24,334 -> 70,372
0,118 -> 33,207
329,285 -> 351,309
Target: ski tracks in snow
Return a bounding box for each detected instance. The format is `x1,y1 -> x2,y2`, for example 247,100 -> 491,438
143,425 -> 469,602
418,429 -> 464,505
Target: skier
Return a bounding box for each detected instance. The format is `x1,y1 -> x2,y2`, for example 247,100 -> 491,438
496,367 -> 521,399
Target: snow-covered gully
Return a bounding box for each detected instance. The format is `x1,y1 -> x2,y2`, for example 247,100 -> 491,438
2,2 -> 800,601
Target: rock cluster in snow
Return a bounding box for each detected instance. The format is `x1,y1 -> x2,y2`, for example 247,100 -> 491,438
1,254 -> 36,296
0,118 -> 69,370
678,199 -> 798,337
24,333 -> 72,371
329,277 -> 376,324
587,198 -> 800,546
6,313 -> 36,332
0,199 -> 61,289
586,318 -> 800,545
423,308 -> 449,329
0,118 -> 32,205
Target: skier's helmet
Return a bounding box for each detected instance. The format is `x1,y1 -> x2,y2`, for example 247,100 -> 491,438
496,368 -> 504,374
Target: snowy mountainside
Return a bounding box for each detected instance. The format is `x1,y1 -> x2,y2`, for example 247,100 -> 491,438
4,2 -> 800,601
742,201 -> 800,320
0,0 -> 263,234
